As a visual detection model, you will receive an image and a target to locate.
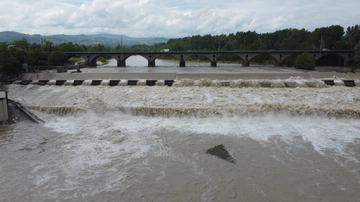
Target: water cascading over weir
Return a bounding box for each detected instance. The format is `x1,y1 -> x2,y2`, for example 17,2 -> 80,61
7,74 -> 360,119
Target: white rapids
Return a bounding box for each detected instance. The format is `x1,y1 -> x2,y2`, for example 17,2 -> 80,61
7,80 -> 360,118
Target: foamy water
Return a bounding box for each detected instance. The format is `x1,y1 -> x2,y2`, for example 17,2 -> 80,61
2,80 -> 360,201
1,111 -> 360,201
7,82 -> 360,118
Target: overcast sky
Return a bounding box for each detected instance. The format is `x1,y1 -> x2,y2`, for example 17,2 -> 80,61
1,0 -> 359,38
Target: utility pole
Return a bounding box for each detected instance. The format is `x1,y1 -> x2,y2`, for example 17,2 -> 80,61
41,38 -> 44,52
218,39 -> 221,57
121,37 -> 123,58
320,35 -> 323,55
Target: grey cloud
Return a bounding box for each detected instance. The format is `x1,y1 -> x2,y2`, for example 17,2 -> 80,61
0,0 -> 359,37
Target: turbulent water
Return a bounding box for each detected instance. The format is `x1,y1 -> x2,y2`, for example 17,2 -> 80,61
1,80 -> 360,201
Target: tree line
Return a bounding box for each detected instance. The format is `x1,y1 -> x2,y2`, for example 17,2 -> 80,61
0,24 -> 360,76
160,25 -> 360,51
157,25 -> 360,65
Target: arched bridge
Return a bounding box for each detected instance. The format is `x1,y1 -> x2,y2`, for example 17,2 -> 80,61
66,50 -> 352,67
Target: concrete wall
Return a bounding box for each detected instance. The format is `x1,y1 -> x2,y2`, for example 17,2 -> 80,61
0,91 -> 9,122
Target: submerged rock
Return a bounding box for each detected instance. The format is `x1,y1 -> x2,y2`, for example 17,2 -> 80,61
206,144 -> 236,164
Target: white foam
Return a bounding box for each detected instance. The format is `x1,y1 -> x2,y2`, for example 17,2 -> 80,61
137,80 -> 146,86
12,83 -> 358,171
82,80 -> 92,86
156,80 -> 165,86
47,80 -> 56,85
64,80 -> 74,86
355,80 -> 360,86
101,80 -> 110,86
194,79 -> 212,87
7,84 -> 360,118
334,79 -> 345,86
118,80 -> 127,86
43,112 -> 360,173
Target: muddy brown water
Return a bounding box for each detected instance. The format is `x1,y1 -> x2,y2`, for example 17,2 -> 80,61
2,63 -> 360,201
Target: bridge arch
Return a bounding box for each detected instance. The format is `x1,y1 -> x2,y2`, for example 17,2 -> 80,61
266,52 -> 297,66
162,53 -> 220,67
217,53 -> 243,62
65,53 -> 90,65
316,52 -> 352,66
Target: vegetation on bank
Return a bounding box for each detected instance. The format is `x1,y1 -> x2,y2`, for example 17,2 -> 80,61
0,24 -> 360,76
353,42 -> 360,72
295,53 -> 316,70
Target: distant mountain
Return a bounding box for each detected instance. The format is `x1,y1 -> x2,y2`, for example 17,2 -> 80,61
0,31 -> 168,47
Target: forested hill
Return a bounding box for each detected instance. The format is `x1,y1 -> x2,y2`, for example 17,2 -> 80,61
0,31 -> 167,47
157,25 -> 360,52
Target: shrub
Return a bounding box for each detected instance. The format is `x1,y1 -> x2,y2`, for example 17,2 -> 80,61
295,52 -> 316,70
97,57 -> 107,63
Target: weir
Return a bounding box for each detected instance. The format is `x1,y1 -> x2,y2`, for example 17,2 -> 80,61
9,79 -> 358,87
6,76 -> 360,119
20,97 -> 360,119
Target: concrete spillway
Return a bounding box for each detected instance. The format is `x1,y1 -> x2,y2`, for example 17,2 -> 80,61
7,99 -> 45,124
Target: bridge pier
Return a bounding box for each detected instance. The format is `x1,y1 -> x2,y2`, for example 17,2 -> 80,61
344,60 -> 350,66
179,59 -> 186,67
242,60 -> 250,67
148,60 -> 156,67
117,59 -> 126,67
147,55 -> 156,67
274,60 -> 283,67
211,60 -> 217,67
88,59 -> 97,67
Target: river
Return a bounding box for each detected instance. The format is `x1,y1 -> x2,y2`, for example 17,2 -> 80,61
1,58 -> 360,201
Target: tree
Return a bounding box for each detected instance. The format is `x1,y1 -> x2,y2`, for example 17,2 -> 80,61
2,55 -> 21,75
279,28 -> 311,50
12,38 -> 30,50
48,51 -> 68,66
323,25 -> 344,49
0,43 -> 21,75
43,40 -> 54,52
345,25 -> 360,49
115,43 -> 123,51
352,41 -> 360,72
310,27 -> 327,49
295,52 -> 316,70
